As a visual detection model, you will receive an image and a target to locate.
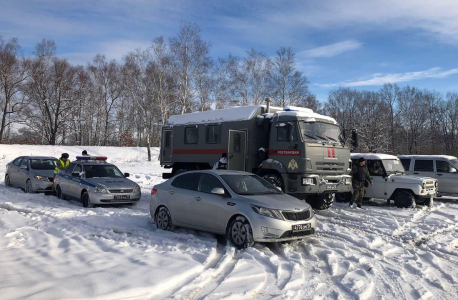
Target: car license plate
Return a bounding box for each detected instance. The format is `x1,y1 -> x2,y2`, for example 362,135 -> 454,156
326,185 -> 336,190
114,195 -> 130,200
292,224 -> 311,232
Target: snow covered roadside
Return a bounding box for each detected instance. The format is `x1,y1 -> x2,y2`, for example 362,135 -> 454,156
0,145 -> 458,299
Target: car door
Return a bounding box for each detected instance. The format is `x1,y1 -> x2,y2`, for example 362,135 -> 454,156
17,158 -> 30,188
167,173 -> 202,226
435,160 -> 458,194
60,163 -> 76,195
364,160 -> 387,199
9,157 -> 23,185
412,159 -> 435,179
68,164 -> 83,197
194,173 -> 232,232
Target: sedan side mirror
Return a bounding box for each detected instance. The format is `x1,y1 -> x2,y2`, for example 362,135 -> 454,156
450,168 -> 457,173
124,173 -> 130,177
71,172 -> 80,178
211,187 -> 225,195
20,165 -> 28,170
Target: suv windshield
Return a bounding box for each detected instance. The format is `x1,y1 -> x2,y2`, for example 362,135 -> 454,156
30,159 -> 58,170
84,165 -> 124,178
299,122 -> 342,144
220,175 -> 282,195
382,159 -> 405,175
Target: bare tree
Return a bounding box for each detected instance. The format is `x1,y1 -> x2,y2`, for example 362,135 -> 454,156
170,23 -> 210,114
0,37 -> 27,143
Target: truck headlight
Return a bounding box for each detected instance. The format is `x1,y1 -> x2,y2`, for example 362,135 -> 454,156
251,205 -> 284,220
302,177 -> 315,186
344,177 -> 352,185
34,175 -> 49,181
95,185 -> 109,194
422,182 -> 426,189
133,185 -> 141,193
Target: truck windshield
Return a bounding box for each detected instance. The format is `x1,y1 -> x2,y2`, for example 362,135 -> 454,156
220,174 -> 283,195
84,165 -> 125,178
382,159 -> 405,175
30,159 -> 57,170
299,122 -> 342,144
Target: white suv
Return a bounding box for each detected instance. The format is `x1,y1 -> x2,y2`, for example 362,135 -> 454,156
336,153 -> 438,208
398,155 -> 458,196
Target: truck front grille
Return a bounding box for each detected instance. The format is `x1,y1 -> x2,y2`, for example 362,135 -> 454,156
282,210 -> 311,221
316,162 -> 345,172
424,181 -> 435,190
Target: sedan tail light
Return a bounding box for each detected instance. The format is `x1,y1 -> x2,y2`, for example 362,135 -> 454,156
151,188 -> 157,195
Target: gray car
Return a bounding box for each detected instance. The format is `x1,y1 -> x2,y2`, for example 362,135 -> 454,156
150,170 -> 316,248
5,156 -> 58,193
53,157 -> 141,208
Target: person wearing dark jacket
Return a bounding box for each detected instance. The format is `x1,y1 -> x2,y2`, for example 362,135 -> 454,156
350,157 -> 373,208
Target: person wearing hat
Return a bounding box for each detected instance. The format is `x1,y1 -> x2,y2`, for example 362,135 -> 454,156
54,153 -> 70,177
213,153 -> 228,170
350,157 -> 373,208
82,150 -> 90,156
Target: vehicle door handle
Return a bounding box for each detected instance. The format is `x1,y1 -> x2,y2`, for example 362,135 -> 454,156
437,174 -> 443,176
227,202 -> 236,206
194,196 -> 201,201
413,173 -> 419,175
169,190 -> 175,195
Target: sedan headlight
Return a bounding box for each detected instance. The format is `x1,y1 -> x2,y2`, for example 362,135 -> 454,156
251,205 -> 284,220
34,175 -> 49,181
133,185 -> 141,193
302,177 -> 315,186
95,184 -> 109,194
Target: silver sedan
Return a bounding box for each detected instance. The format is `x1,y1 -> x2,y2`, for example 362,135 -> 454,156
150,170 -> 316,248
5,156 -> 57,193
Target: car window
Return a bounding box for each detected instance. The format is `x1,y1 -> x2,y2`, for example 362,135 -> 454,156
414,160 -> 434,172
436,160 -> 454,173
277,123 -> 298,141
30,159 -> 57,170
206,125 -> 221,144
400,159 -> 411,171
221,174 -> 282,195
185,127 -> 198,144
84,165 -> 124,178
367,160 -> 384,176
21,158 -> 29,168
73,164 -> 82,174
13,157 -> 23,166
64,163 -> 76,174
199,174 -> 224,194
172,173 -> 201,191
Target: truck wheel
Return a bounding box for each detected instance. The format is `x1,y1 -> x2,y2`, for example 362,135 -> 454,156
307,193 -> 334,210
228,216 -> 255,249
262,173 -> 285,191
335,192 -> 351,203
394,191 -> 416,208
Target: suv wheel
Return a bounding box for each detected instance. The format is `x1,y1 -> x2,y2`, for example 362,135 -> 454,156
394,191 -> 416,208
155,206 -> 174,231
335,192 -> 351,203
5,174 -> 11,187
81,191 -> 94,208
228,216 -> 255,249
262,173 -> 285,191
307,193 -> 334,210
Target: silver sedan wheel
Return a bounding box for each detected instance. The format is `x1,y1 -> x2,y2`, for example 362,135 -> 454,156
231,221 -> 247,245
156,210 -> 170,230
25,180 -> 33,193
5,174 -> 11,187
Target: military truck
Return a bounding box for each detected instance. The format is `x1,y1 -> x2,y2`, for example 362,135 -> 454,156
160,99 -> 355,210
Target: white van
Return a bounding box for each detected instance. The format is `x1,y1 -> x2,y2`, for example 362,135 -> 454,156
398,155 -> 458,196
336,154 -> 437,207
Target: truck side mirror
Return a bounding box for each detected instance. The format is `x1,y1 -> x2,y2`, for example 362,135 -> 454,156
287,122 -> 294,142
351,129 -> 358,148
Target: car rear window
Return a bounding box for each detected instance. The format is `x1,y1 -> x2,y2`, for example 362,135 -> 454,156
172,173 -> 201,191
414,160 -> 434,172
400,159 -> 411,171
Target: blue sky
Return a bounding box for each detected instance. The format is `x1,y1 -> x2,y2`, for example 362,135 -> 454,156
2,0 -> 458,103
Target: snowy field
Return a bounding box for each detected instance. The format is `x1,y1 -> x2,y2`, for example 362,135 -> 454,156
0,145 -> 457,300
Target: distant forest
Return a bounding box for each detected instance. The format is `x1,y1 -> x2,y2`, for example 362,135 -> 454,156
1,23 -> 457,159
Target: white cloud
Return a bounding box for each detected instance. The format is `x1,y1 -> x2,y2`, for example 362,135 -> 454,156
318,67 -> 458,87
299,40 -> 362,58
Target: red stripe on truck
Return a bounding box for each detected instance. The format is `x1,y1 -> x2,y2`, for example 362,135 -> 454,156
269,149 -> 301,156
172,149 -> 226,155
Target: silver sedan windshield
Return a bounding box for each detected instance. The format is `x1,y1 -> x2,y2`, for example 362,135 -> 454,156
30,159 -> 57,170
221,175 -> 282,195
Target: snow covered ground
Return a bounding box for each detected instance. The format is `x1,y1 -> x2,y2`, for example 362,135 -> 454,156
0,145 -> 457,300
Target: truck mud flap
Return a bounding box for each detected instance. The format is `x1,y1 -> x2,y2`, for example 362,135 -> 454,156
162,173 -> 173,179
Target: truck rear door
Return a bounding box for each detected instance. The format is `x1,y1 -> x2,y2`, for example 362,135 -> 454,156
228,130 -> 246,171
161,130 -> 173,163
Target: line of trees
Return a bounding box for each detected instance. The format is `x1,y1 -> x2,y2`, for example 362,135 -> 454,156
1,23 -> 457,158
0,23 -> 316,160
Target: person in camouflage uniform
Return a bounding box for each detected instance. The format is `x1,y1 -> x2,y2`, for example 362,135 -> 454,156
350,157 -> 373,208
